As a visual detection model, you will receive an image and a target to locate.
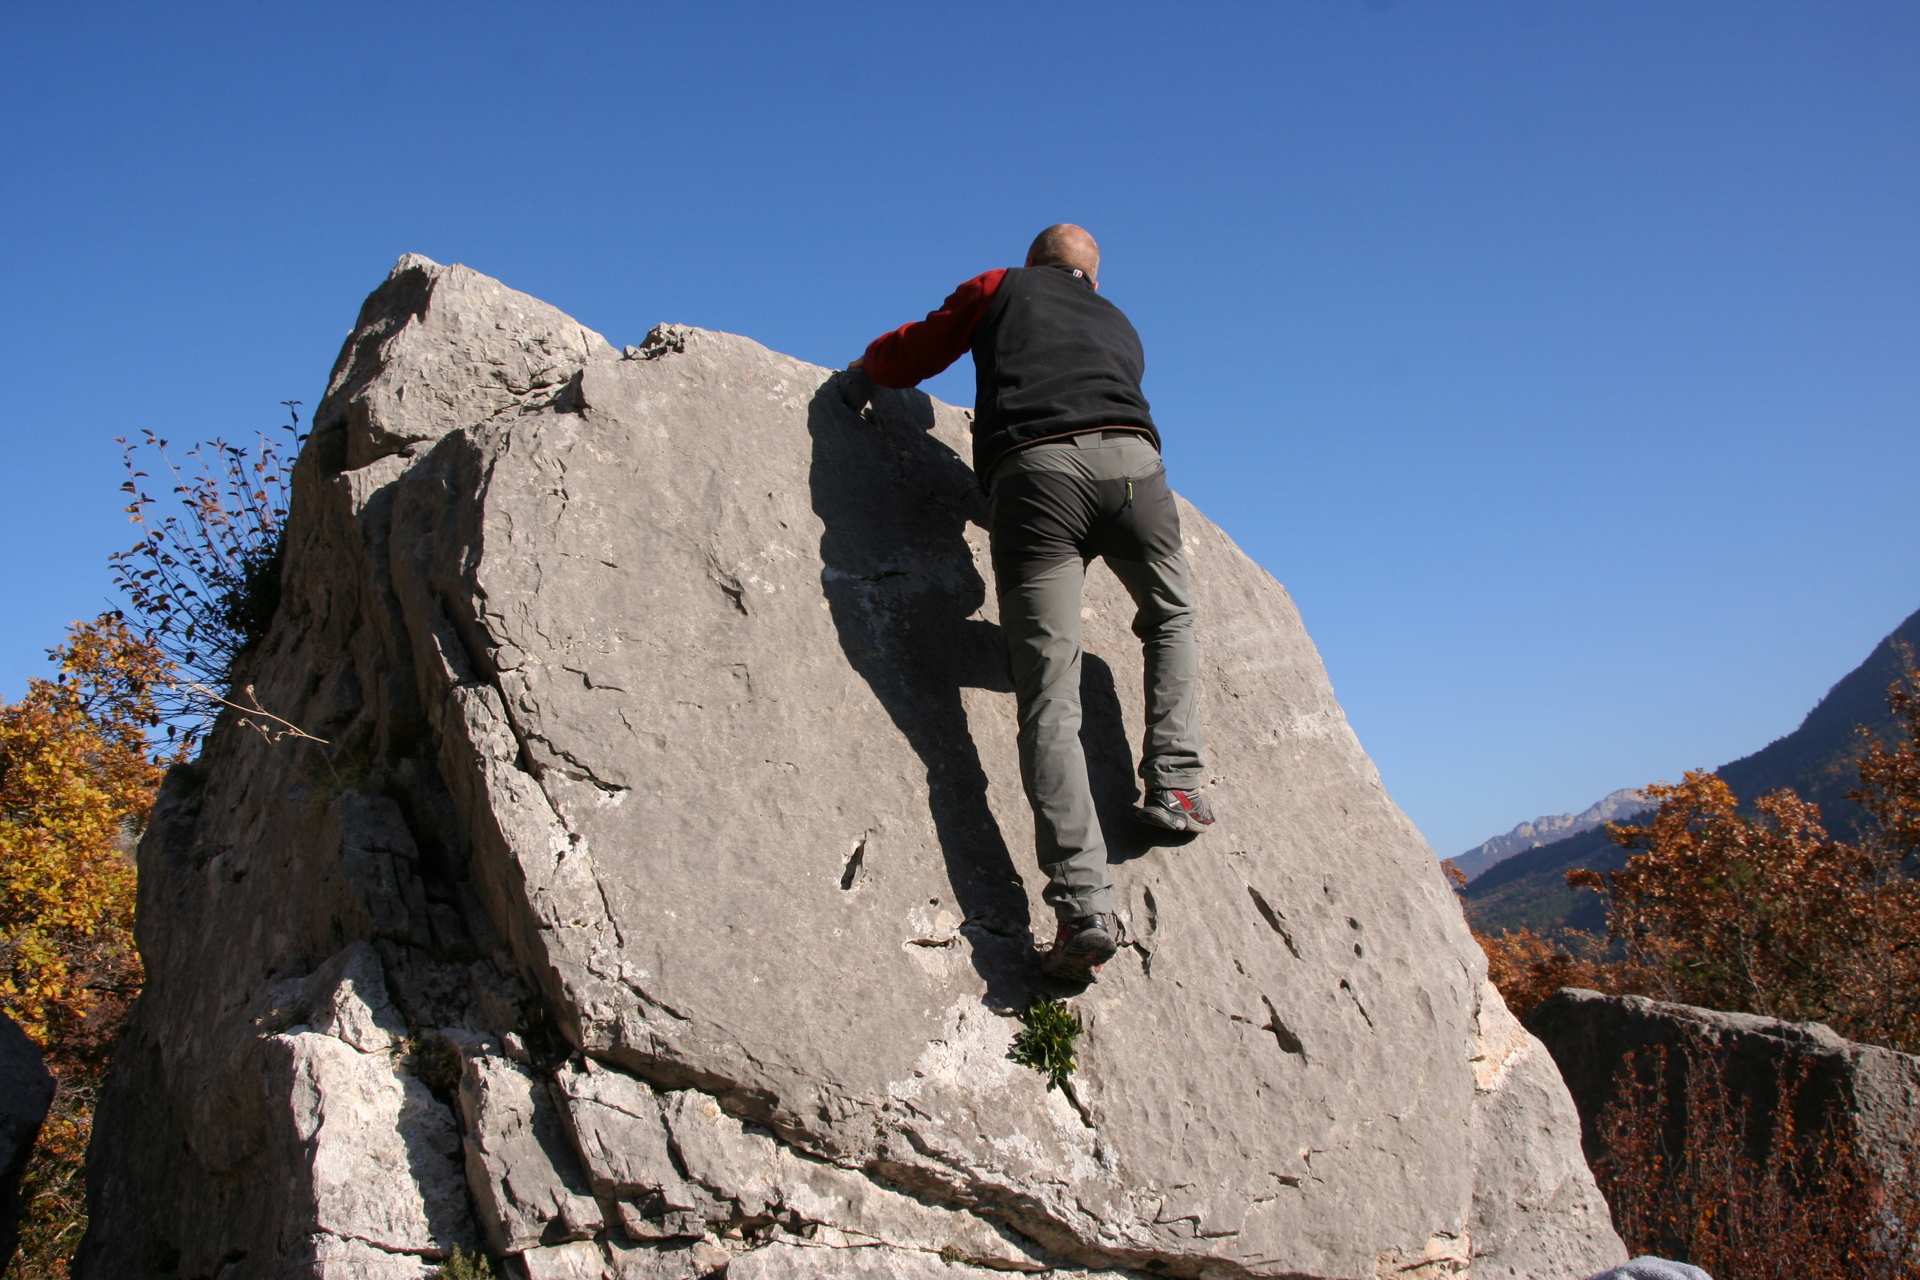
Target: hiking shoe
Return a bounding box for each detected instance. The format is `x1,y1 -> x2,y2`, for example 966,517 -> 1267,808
1040,914 -> 1118,980
1136,788 -> 1216,833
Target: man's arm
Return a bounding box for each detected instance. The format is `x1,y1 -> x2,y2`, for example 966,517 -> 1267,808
859,269 -> 1007,387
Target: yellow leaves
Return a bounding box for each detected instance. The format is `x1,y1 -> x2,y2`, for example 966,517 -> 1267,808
0,615 -> 164,1274
0,614 -> 161,1064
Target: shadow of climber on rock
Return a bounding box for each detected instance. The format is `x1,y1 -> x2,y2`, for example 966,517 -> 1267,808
1076,650 -> 1197,866
806,379 -> 1032,1006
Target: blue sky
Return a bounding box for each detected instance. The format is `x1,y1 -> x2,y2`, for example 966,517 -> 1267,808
3,1 -> 1915,856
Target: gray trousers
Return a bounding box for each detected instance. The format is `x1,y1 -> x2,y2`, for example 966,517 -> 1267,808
988,433 -> 1204,921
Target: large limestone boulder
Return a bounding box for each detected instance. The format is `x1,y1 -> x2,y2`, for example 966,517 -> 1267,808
80,256 -> 1625,1279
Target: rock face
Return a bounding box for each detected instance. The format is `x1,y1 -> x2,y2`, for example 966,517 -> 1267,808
80,256 -> 1625,1279
1528,988 -> 1920,1192
0,1012 -> 54,1271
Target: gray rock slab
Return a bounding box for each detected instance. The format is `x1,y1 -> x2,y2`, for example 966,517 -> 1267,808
78,255 -> 1625,1279
323,252 -> 613,470
375,258 -> 1622,1277
1528,987 -> 1920,1199
304,938 -> 410,1053
303,1233 -> 445,1279
604,1238 -> 731,1280
460,1053 -> 604,1253
550,1058 -> 682,1197
275,1028 -> 475,1256
511,1237 -> 735,1280
657,1083 -> 1046,1269
0,1012 -> 52,1272
1464,983 -> 1622,1279
550,1058 -> 720,1239
518,1239 -> 619,1280
723,1239 -> 1143,1279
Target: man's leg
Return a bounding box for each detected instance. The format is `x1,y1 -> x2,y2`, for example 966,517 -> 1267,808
996,554 -> 1114,921
1107,551 -> 1204,792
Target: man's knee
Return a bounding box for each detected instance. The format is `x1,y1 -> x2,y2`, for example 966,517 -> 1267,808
1132,591 -> 1193,632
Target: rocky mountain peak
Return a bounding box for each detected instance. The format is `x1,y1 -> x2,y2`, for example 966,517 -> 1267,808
1452,789 -> 1652,884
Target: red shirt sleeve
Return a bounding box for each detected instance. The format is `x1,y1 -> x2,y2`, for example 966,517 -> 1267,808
862,269 -> 1007,388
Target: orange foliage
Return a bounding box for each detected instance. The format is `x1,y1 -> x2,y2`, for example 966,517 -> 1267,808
1592,1042 -> 1920,1279
1445,857 -> 1644,1016
1853,670 -> 1920,867
1571,668 -> 1920,1052
1,615 -> 168,1276
1473,926 -> 1643,1018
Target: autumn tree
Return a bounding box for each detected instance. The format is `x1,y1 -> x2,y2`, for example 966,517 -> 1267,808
1441,857 -> 1641,1016
1,615 -> 168,1275
1571,665 -> 1920,1053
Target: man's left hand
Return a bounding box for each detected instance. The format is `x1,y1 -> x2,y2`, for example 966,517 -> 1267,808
837,360 -> 876,414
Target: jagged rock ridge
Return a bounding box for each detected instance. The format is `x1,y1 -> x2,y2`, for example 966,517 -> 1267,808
80,256 -> 1626,1279
1451,790 -> 1650,885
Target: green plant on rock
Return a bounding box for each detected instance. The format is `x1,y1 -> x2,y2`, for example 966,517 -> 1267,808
1010,997 -> 1081,1090
407,1034 -> 465,1105
431,1246 -> 500,1279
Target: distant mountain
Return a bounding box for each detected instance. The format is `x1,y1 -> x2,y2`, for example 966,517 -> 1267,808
1463,604 -> 1920,937
1452,788 -> 1651,884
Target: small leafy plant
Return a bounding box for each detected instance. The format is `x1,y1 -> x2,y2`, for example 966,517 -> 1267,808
432,1246 -> 500,1279
1010,997 -> 1082,1090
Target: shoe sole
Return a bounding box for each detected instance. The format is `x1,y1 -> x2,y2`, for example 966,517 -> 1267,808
1135,805 -> 1212,834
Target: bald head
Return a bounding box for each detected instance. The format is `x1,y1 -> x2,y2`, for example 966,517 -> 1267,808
1025,224 -> 1100,279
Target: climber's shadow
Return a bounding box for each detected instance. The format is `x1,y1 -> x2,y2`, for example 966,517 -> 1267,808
1077,653 -> 1193,863
807,378 -> 1031,1007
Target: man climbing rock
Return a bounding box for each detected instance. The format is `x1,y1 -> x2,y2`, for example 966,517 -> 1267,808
849,224 -> 1214,982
